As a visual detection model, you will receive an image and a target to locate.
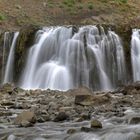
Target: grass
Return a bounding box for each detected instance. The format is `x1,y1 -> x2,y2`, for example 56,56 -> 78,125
0,12 -> 6,21
88,3 -> 94,10
114,0 -> 128,4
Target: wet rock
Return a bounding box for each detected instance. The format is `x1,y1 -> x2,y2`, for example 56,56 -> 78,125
81,113 -> 91,120
0,111 -> 12,117
75,93 -> 111,106
114,111 -> 125,117
129,117 -> 140,125
13,103 -> 30,109
133,100 -> 140,108
1,101 -> 14,106
20,120 -> 34,127
75,113 -> 91,122
37,117 -> 46,123
68,87 -> 92,96
12,87 -> 25,94
59,107 -> 74,112
14,111 -> 36,126
131,89 -> 139,94
37,115 -> 50,123
81,127 -> 97,132
0,118 -> 10,123
133,136 -> 140,140
1,83 -> 14,94
122,82 -> 140,95
54,112 -> 69,122
67,129 -> 77,134
75,95 -> 93,106
91,119 -> 102,128
75,117 -> 85,122
72,26 -> 78,35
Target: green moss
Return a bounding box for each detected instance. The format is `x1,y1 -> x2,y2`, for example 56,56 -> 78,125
0,13 -> 6,21
114,0 -> 128,4
77,4 -> 83,9
87,2 -> 94,10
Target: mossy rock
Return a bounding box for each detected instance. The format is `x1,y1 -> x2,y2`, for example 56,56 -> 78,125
114,24 -> 132,81
14,25 -> 40,82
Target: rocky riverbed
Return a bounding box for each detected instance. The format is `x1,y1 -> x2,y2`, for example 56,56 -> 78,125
0,83 -> 140,140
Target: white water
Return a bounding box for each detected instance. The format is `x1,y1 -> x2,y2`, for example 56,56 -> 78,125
131,29 -> 140,82
3,32 -> 19,83
19,26 -> 126,91
1,32 -> 10,82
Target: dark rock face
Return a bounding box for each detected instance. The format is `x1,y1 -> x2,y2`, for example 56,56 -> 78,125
14,25 -> 40,82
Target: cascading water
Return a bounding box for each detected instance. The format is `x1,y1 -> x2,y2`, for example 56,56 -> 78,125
131,29 -> 140,82
1,32 -> 15,83
3,32 -> 19,83
19,26 -> 126,91
85,27 -> 126,89
1,32 -> 10,82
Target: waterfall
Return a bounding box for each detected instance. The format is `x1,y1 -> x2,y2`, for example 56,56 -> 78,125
3,32 -> 19,83
19,26 -> 126,91
131,29 -> 140,82
1,32 -> 15,83
2,32 -> 9,82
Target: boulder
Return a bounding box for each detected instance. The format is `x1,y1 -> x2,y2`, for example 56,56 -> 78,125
75,95 -> 92,106
67,129 -> 77,134
14,111 -> 36,126
91,119 -> 102,128
68,87 -> 93,96
54,112 -> 69,122
75,93 -> 111,106
20,120 -> 34,127
129,117 -> 140,125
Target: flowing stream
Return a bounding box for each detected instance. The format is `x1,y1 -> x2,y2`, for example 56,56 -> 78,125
0,108 -> 139,140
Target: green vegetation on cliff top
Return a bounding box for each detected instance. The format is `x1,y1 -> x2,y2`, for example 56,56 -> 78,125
0,0 -> 139,30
